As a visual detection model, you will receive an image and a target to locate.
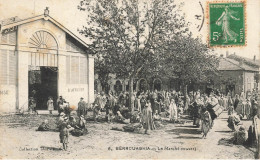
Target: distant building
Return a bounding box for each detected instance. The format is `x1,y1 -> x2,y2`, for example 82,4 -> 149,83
94,73 -> 181,95
94,52 -> 260,97
0,8 -> 94,112
214,52 -> 259,97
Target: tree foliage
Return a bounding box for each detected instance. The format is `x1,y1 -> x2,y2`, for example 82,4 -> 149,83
78,0 -> 188,80
160,36 -> 219,85
78,0 -> 219,99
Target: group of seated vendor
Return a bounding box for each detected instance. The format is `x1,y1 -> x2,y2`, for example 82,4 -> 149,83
37,112 -> 88,137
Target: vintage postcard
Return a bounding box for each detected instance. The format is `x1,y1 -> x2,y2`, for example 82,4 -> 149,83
0,0 -> 259,159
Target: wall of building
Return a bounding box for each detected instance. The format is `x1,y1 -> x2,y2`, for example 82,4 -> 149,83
0,30 -> 17,112
244,71 -> 256,92
0,18 -> 94,112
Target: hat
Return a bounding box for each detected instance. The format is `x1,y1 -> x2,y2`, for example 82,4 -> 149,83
80,97 -> 84,99
64,117 -> 68,120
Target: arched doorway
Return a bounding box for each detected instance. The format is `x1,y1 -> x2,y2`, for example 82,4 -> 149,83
153,79 -> 162,91
28,30 -> 58,110
104,82 -> 110,94
139,79 -> 148,92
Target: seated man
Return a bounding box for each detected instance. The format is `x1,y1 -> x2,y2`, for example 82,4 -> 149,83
37,120 -> 50,131
233,126 -> 248,145
227,114 -> 241,131
153,110 -> 161,120
71,115 -> 88,136
115,111 -> 130,124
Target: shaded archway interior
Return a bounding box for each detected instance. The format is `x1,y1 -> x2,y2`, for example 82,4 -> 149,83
28,31 -> 58,110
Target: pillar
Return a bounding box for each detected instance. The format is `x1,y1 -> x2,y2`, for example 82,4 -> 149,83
88,54 -> 95,104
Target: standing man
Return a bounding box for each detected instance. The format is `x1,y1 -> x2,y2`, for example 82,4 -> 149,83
140,94 -> 147,111
57,96 -> 64,115
77,97 -> 86,118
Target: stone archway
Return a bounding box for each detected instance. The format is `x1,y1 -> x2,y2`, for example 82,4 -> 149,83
137,78 -> 148,92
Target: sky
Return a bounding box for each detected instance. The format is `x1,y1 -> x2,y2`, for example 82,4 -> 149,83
0,0 -> 259,59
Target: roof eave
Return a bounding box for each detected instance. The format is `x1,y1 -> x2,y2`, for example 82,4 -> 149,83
1,14 -> 93,54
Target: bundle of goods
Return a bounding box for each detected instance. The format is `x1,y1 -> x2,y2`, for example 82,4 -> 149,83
123,123 -> 142,132
130,111 -> 141,123
212,103 -> 224,117
206,103 -> 224,120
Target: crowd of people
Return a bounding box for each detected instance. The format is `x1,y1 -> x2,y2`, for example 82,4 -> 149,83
36,88 -> 258,150
90,89 -> 259,138
225,90 -> 259,145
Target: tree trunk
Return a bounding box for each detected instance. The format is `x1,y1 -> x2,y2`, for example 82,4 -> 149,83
129,76 -> 134,113
181,81 -> 187,96
182,82 -> 188,107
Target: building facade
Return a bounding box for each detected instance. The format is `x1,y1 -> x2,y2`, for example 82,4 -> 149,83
214,53 -> 259,97
0,8 -> 94,112
94,53 -> 260,97
94,73 -> 181,95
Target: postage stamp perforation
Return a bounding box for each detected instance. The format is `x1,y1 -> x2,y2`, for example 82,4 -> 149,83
206,0 -> 247,48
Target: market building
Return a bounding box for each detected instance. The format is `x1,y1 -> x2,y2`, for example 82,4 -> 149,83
0,8 -> 95,112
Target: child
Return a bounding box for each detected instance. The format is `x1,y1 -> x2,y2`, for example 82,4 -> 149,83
47,97 -> 54,114
29,97 -> 38,114
201,107 -> 211,139
59,117 -> 73,150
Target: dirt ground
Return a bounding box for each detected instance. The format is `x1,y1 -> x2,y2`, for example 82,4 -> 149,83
0,111 -> 257,159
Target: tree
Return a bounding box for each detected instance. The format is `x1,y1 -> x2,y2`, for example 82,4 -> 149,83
160,35 -> 219,95
78,0 -> 189,110
94,52 -> 111,93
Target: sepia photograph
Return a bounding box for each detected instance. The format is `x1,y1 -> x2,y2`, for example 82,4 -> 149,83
0,0 -> 259,159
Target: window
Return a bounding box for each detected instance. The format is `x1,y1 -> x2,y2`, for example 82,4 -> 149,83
0,31 -> 16,44
80,57 -> 88,84
247,78 -> 251,91
9,50 -> 16,85
66,56 -> 88,84
0,50 -> 8,84
1,33 -> 8,44
0,49 -> 17,85
71,56 -> 79,84
66,56 -> 70,84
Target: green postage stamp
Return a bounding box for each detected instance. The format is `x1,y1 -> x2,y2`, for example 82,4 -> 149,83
208,2 -> 246,47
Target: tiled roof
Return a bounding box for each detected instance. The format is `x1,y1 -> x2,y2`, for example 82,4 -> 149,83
227,54 -> 260,67
218,57 -> 259,71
